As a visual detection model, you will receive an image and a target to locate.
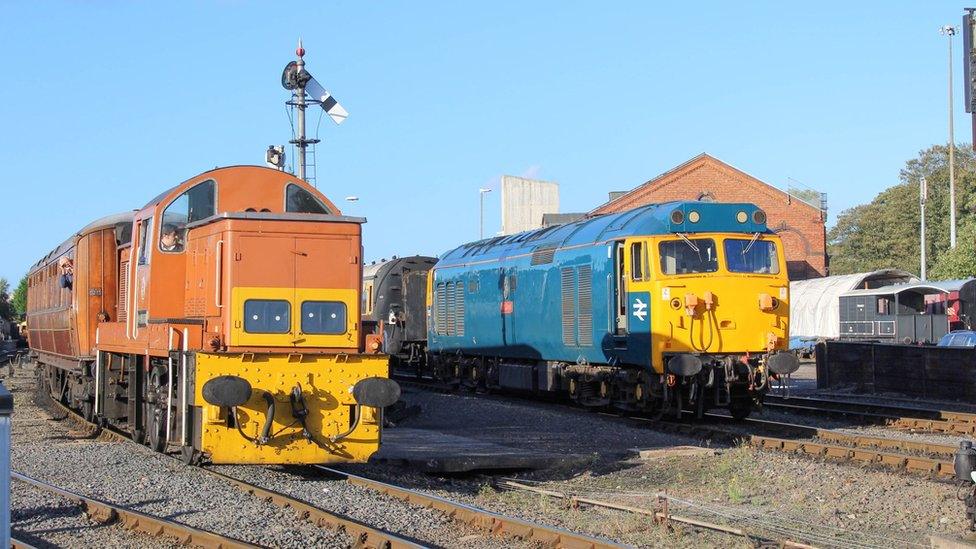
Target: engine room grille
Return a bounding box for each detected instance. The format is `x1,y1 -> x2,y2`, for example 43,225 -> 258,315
433,280 -> 465,337
577,265 -> 593,346
435,282 -> 446,335
446,281 -> 456,335
454,281 -> 465,336
118,261 -> 129,324
561,267 -> 576,346
531,246 -> 556,265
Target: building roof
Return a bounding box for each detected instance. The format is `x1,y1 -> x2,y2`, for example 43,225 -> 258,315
589,153 -> 824,216
541,213 -> 585,227
789,269 -> 917,338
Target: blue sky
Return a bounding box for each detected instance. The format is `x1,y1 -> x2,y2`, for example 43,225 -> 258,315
0,1 -> 971,283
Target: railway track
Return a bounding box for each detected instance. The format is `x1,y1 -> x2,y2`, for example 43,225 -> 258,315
44,384 -> 625,548
764,394 -> 976,436
12,470 -> 255,548
315,465 -> 626,549
396,376 -> 962,480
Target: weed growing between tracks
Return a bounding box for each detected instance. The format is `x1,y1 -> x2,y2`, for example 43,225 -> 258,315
468,443 -> 965,547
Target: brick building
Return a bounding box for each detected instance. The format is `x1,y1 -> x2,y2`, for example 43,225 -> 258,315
590,154 -> 827,280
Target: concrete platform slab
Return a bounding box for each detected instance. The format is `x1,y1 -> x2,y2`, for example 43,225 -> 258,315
373,428 -> 590,473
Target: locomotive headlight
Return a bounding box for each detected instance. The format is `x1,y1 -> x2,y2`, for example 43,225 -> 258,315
670,209 -> 684,224
736,211 -> 748,223
688,211 -> 700,223
753,210 -> 767,224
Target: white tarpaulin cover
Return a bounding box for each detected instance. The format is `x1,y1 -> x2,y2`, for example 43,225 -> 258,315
789,270 -> 917,338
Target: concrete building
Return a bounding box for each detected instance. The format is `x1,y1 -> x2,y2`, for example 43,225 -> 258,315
500,176 -> 559,235
590,154 -> 828,280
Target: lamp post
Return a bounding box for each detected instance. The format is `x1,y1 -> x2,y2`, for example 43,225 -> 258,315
942,25 -> 958,248
920,176 -> 928,280
479,188 -> 492,239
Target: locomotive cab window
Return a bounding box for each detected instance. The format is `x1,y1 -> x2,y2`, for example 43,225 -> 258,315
244,300 -> 291,334
286,183 -> 332,214
659,238 -> 718,275
160,180 -> 215,253
723,238 -> 780,274
631,241 -> 647,281
137,217 -> 153,265
301,301 -> 347,334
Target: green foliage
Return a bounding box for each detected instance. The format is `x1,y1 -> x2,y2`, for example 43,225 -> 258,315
11,276 -> 27,320
828,145 -> 976,277
930,220 -> 976,279
0,278 -> 11,321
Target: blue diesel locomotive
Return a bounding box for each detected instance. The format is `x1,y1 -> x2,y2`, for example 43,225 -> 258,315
424,201 -> 799,419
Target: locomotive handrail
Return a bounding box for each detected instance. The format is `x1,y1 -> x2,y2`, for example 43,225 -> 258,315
166,327 -> 175,447
215,240 -> 224,309
181,328 -> 188,446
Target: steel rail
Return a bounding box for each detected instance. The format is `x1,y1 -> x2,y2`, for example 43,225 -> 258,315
764,395 -> 976,435
498,479 -> 819,549
201,468 -> 425,549
315,466 -> 631,549
700,415 -> 958,478
397,376 -> 962,480
12,471 -> 256,549
10,537 -> 40,549
43,389 -> 425,549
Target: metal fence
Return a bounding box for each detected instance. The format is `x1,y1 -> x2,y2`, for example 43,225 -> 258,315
816,340 -> 976,400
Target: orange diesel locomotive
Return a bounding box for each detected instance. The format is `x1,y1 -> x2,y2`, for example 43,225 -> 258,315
26,166 -> 398,464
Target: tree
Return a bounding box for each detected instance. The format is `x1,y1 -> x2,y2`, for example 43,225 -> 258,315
0,278 -> 12,321
828,144 -> 976,277
11,276 -> 27,320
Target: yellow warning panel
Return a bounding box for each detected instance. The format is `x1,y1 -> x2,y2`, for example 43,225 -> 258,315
193,351 -> 389,464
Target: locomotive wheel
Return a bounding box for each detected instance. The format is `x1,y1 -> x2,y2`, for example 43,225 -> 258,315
146,405 -> 166,453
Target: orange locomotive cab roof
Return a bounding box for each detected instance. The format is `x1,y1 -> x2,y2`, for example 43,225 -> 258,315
142,165 -> 341,216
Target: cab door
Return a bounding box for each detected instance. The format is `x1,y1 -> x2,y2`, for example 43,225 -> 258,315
229,234 -> 296,347
293,235 -> 359,350
131,214 -> 154,339
617,239 -> 653,367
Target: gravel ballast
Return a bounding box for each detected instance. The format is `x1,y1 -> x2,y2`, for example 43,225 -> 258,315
340,383 -> 976,547
11,476 -> 184,548
9,363 -> 351,548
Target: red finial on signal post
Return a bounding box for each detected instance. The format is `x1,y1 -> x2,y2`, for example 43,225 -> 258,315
296,38 -> 305,58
